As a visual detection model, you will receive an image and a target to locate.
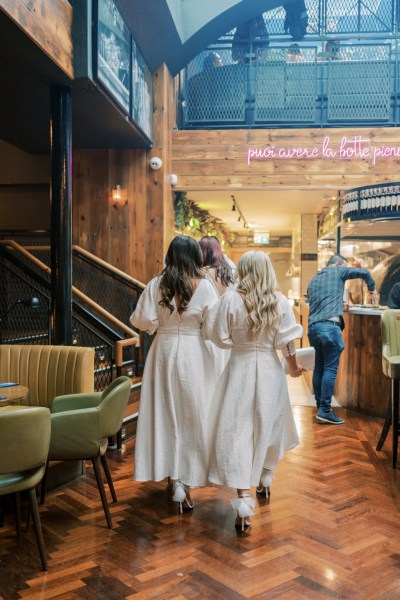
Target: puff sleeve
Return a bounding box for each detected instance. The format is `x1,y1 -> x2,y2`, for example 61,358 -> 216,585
202,292 -> 234,349
273,295 -> 303,352
130,277 -> 160,335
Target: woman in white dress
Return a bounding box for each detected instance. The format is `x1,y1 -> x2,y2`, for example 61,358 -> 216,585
199,236 -> 234,296
130,235 -> 219,512
203,251 -> 304,531
199,236 -> 234,377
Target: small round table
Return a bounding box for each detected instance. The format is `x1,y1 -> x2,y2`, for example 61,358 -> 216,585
0,384 -> 29,406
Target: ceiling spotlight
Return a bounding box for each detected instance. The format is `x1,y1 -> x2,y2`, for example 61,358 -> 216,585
238,216 -> 241,222
231,195 -> 236,212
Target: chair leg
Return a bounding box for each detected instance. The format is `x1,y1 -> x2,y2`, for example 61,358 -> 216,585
91,458 -> 113,529
14,492 -> 21,537
28,487 -> 48,571
40,461 -> 49,505
392,379 -> 400,469
100,454 -> 117,503
377,390 -> 392,451
117,428 -> 123,450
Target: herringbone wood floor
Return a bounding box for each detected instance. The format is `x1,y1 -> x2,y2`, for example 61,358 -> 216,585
2,406 -> 400,599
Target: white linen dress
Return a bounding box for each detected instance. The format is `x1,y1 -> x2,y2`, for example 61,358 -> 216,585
130,276 -> 219,487
203,290 -> 303,489
204,269 -> 231,377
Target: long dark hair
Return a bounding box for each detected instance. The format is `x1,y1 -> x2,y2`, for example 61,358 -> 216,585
199,236 -> 233,287
159,235 -> 204,314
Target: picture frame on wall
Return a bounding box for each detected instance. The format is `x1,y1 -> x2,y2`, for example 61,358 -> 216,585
95,0 -> 130,113
131,39 -> 153,141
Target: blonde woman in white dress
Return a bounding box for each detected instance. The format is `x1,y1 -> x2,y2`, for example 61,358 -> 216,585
203,251 -> 304,531
130,235 -> 219,512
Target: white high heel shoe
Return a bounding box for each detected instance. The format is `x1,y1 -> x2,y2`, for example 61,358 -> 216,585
172,482 -> 194,514
231,494 -> 255,531
256,469 -> 274,502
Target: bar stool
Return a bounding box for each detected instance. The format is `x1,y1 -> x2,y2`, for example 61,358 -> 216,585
376,309 -> 400,468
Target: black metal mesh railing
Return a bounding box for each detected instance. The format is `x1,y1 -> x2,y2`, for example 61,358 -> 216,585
254,48 -> 318,123
327,44 -> 392,121
0,260 -> 50,345
182,43 -> 398,128
186,61 -> 246,124
325,0 -> 394,34
27,246 -> 144,331
0,242 -> 143,390
181,0 -> 400,129
72,310 -> 115,391
263,7 -> 287,34
72,247 -> 145,375
72,250 -> 142,328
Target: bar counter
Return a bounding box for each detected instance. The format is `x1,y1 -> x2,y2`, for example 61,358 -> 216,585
299,301 -> 389,418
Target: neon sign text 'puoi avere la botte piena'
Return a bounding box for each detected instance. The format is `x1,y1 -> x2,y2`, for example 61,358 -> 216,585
247,135 -> 400,166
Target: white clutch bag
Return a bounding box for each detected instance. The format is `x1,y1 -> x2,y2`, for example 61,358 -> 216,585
282,347 -> 315,374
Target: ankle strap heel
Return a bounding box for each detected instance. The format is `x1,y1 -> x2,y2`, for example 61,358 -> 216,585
231,495 -> 255,531
172,482 -> 194,513
256,470 -> 274,501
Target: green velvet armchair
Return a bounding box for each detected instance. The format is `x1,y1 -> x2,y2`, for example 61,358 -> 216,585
42,376 -> 132,528
376,309 -> 400,467
0,405 -> 51,570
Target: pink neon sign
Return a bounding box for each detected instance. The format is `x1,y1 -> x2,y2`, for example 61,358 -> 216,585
247,135 -> 400,166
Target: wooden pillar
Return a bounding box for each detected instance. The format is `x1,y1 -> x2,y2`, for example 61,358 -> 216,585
300,214 -> 318,297
146,64 -> 175,281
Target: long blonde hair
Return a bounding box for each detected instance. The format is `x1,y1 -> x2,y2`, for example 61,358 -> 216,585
236,251 -> 279,334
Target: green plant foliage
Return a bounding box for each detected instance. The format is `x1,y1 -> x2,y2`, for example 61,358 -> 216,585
174,192 -> 236,248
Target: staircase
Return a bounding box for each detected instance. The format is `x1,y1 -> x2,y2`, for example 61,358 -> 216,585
0,239 -> 147,445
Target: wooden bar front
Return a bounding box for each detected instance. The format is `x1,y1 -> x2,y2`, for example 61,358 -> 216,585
300,302 -> 389,418
335,309 -> 389,418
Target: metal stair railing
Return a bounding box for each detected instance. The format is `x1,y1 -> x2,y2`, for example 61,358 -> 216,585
0,240 -> 141,393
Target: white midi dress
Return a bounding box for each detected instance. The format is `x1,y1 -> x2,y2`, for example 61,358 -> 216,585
130,276 -> 219,487
204,269 -> 231,377
203,290 -> 303,489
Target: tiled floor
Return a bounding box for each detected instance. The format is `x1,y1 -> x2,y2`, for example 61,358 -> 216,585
287,375 -> 340,407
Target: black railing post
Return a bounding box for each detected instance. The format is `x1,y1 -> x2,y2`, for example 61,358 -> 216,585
50,85 -> 72,345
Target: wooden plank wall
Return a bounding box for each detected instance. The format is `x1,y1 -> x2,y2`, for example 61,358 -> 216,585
146,65 -> 176,281
172,128 -> 400,192
72,66 -> 177,284
72,149 -> 148,283
0,0 -> 74,78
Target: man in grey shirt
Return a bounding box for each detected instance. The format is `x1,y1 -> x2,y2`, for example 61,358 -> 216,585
307,255 -> 378,424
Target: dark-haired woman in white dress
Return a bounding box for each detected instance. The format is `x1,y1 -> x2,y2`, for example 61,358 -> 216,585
130,235 -> 219,512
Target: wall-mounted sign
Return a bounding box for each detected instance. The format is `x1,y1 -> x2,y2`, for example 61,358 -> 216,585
254,232 -> 270,244
247,135 -> 400,166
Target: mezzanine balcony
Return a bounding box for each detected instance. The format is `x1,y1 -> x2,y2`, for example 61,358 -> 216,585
181,43 -> 400,129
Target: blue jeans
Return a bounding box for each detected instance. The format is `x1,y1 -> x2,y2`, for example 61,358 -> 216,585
308,321 -> 344,412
